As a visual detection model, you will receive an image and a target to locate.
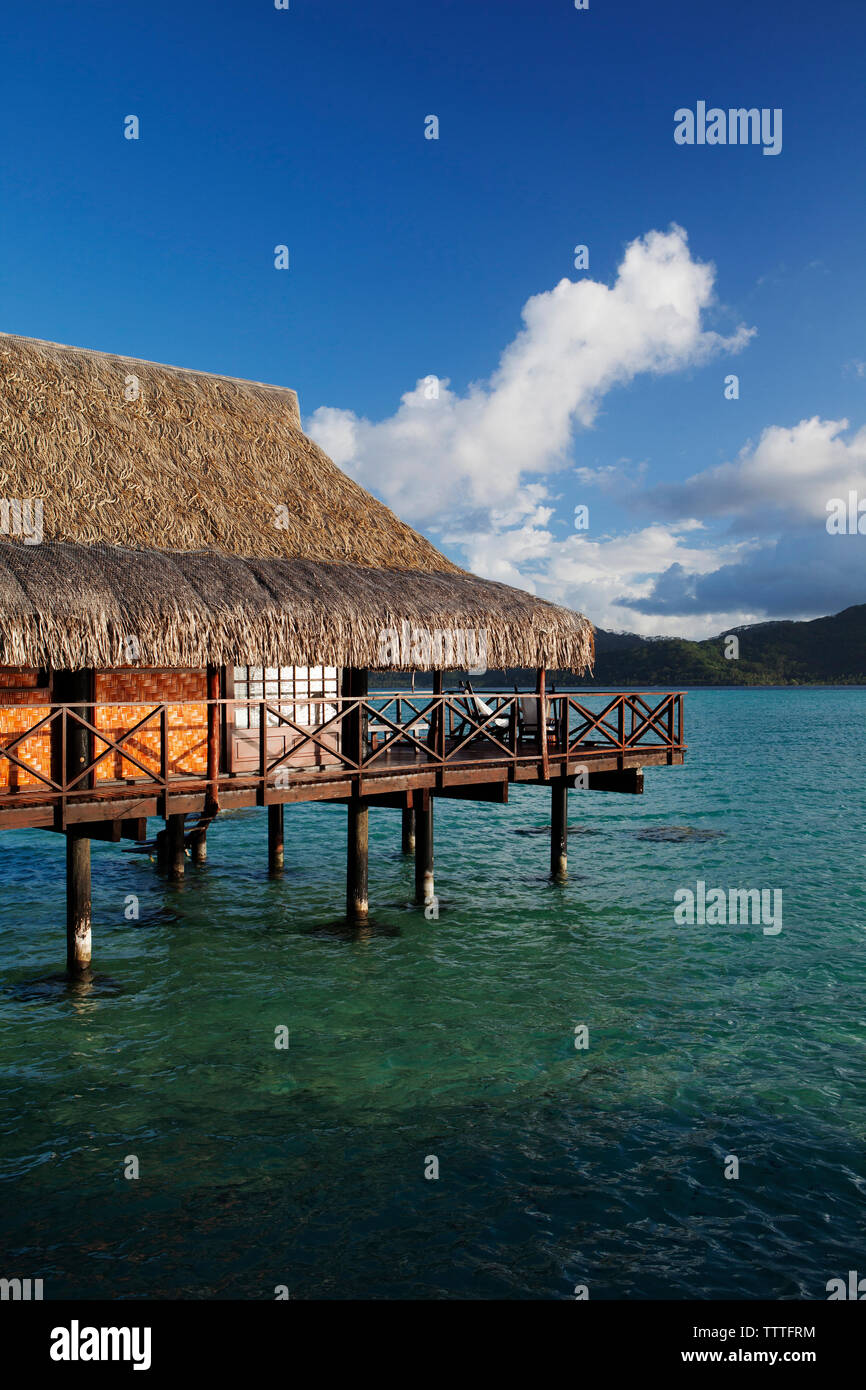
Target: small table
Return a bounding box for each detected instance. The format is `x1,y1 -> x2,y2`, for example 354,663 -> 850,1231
367,721 -> 430,751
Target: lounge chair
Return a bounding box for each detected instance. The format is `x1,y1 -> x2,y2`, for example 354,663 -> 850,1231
453,681 -> 511,739
515,685 -> 558,744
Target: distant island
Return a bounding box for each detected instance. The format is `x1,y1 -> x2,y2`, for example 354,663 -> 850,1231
370,603 -> 865,689
585,603 -> 866,686
493,603 -> 866,687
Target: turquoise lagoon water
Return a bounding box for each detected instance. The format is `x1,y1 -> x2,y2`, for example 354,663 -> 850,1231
0,688 -> 863,1300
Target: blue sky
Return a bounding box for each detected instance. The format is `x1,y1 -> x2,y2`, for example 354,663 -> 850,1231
2,0 -> 864,634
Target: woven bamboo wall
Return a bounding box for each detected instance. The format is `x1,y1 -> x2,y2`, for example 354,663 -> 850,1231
0,668 -> 208,790
93,670 -> 207,781
0,668 -> 51,791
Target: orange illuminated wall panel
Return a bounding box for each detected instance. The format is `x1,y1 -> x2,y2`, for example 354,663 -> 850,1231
0,668 -> 52,792
93,670 -> 207,782
0,668 -> 210,792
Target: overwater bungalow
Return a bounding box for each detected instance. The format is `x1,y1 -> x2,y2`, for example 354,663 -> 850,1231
0,333 -> 685,973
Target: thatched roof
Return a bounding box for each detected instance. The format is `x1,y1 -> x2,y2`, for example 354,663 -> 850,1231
0,333 -> 594,672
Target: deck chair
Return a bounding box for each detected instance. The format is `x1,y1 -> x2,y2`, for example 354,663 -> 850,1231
453,681 -> 511,739
515,686 -> 558,744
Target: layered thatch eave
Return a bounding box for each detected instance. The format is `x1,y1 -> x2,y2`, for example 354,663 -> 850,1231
0,543 -> 594,672
0,334 -> 594,673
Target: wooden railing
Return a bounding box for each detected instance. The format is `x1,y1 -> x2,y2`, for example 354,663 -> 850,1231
0,690 -> 685,809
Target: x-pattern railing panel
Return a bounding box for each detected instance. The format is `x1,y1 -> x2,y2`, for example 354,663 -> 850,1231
625,693 -> 676,747
0,690 -> 684,805
260,697 -> 360,775
440,694 -> 516,762
361,700 -> 434,767
0,707 -> 64,790
561,695 -> 625,751
65,706 -> 167,789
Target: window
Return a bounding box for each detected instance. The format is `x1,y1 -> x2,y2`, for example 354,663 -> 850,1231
233,666 -> 339,729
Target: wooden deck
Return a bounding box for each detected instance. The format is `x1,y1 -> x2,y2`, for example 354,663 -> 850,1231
0,689 -> 685,833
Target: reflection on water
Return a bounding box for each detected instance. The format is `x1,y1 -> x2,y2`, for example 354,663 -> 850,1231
6,971 -> 122,1005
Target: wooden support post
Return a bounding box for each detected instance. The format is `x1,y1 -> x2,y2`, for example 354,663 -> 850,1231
415,793 -> 434,905
53,668 -> 94,798
432,670 -> 444,761
551,778 -> 568,880
347,799 -> 369,921
268,802 -> 284,875
166,813 -> 186,881
341,667 -> 369,773
206,664 -> 221,813
401,807 -> 416,855
190,826 -> 208,864
536,668 -> 550,781
66,832 -> 91,976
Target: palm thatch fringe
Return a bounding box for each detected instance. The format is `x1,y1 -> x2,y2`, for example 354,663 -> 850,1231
0,543 -> 594,672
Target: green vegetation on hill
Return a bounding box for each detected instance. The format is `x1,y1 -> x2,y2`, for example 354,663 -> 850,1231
369,605 -> 866,688
424,605 -> 864,688
588,604 -> 866,686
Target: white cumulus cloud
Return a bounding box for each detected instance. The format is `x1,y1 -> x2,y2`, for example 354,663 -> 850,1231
642,416 -> 866,531
306,225 -> 753,533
